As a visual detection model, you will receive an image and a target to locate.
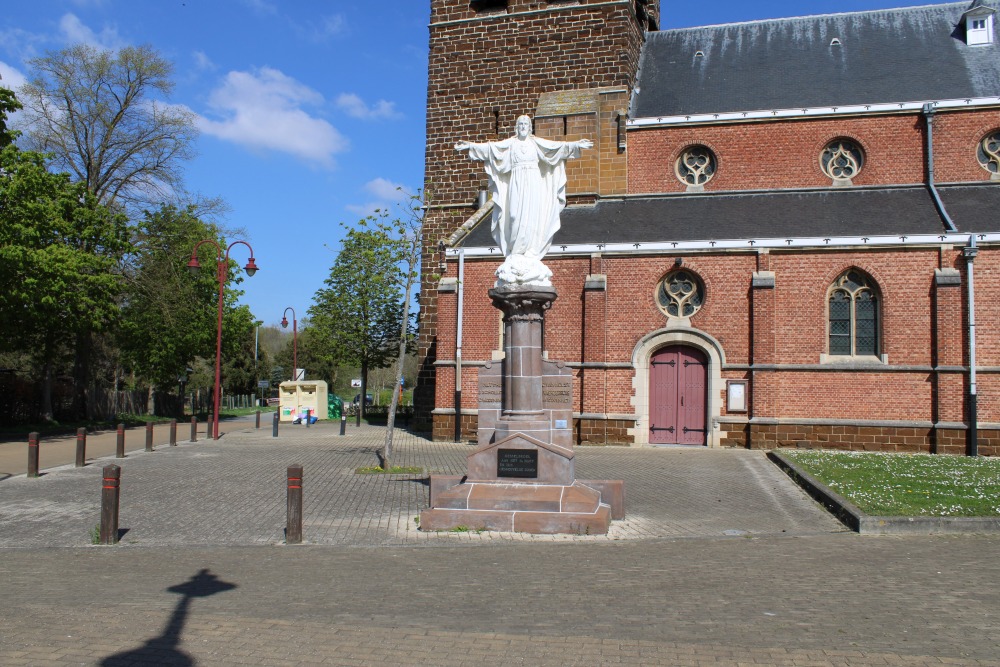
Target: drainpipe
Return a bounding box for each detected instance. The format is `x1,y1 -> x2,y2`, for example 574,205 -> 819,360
454,249 -> 465,443
922,104 -> 959,233
964,236 -> 979,456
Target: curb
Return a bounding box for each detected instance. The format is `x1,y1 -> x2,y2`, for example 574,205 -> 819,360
767,450 -> 1000,535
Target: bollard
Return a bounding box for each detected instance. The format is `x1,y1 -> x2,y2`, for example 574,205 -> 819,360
255,410 -> 261,429
356,408 -> 361,428
99,464 -> 121,545
286,465 -> 303,544
306,408 -> 311,428
145,421 -> 154,452
190,416 -> 198,443
340,414 -> 346,436
116,423 -> 125,458
76,428 -> 87,467
170,419 -> 177,446
27,432 -> 40,478
272,411 -> 279,438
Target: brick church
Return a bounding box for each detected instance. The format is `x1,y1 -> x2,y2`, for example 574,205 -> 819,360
415,0 -> 1000,455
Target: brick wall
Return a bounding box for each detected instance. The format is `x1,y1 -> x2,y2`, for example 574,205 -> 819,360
627,109 -> 1000,193
417,0 -> 653,427
432,242 -> 1000,454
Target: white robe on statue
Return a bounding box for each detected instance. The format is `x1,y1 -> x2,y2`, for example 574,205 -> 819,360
465,136 -> 581,286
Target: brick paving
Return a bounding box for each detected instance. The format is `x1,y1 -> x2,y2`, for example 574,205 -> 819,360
0,422 -> 998,665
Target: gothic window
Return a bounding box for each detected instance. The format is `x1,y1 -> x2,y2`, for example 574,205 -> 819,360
656,269 -> 705,318
977,129 -> 1000,179
828,270 -> 880,357
820,138 -> 864,185
675,145 -> 716,191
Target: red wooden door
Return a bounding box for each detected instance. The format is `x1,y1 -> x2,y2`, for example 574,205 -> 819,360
649,346 -> 707,445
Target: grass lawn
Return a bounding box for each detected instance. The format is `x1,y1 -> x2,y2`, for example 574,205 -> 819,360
781,450 -> 1000,517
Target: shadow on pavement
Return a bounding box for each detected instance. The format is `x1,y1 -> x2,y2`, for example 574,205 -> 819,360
99,568 -> 237,666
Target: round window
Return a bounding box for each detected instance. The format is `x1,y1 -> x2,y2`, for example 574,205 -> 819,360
656,269 -> 705,318
976,129 -> 1000,178
820,139 -> 864,183
675,145 -> 717,189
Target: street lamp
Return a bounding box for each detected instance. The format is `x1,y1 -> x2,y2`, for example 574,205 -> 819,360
187,239 -> 259,440
281,307 -> 298,381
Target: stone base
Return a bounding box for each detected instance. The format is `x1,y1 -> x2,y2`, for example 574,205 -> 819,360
420,479 -> 615,535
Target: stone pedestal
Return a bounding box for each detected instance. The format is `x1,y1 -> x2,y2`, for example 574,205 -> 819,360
421,285 -> 624,535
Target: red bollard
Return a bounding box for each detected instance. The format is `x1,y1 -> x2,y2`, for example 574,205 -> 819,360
116,423 -> 125,458
145,421 -> 154,452
27,432 -> 40,478
286,465 -> 303,544
99,465 -> 121,545
76,428 -> 87,467
170,419 -> 177,446
190,416 -> 198,443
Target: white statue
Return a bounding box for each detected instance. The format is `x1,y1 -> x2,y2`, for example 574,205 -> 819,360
456,115 -> 593,287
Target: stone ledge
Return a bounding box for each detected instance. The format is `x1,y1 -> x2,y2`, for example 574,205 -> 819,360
769,450 -> 1000,535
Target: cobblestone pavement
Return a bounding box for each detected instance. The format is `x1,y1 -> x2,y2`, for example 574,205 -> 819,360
2,423 -> 998,665
0,422 -> 844,547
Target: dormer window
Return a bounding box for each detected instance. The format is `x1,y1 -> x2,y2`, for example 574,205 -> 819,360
962,1 -> 995,46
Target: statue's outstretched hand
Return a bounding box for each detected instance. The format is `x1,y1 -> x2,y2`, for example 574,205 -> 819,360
455,141 -> 471,152
577,138 -> 594,150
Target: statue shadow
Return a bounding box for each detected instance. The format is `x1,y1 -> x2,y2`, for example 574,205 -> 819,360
99,568 -> 237,666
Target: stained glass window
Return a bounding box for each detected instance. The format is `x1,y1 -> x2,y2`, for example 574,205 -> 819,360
820,139 -> 864,183
828,270 -> 880,357
675,146 -> 717,188
657,269 -> 705,318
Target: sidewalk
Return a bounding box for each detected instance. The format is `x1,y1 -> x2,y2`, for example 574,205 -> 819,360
1,422 -> 998,665
0,416 -> 249,480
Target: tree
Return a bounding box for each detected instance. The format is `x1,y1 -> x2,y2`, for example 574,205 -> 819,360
309,218 -> 407,426
118,205 -> 258,414
18,44 -> 197,211
0,94 -> 130,419
379,192 -> 423,469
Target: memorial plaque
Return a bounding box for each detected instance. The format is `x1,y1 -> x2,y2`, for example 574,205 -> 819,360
497,449 -> 538,478
541,376 -> 573,409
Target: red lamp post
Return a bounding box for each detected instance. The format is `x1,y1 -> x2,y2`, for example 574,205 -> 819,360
187,239 -> 259,440
281,307 -> 298,381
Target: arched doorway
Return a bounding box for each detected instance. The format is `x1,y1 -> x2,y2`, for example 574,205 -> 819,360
648,345 -> 708,445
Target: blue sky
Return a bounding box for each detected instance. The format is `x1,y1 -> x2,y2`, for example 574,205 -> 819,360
0,0 -> 935,325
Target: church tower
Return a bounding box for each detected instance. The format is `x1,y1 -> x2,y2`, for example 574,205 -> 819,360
415,0 -> 659,430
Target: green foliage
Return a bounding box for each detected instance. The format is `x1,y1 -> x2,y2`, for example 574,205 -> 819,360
308,214 -> 411,391
0,113 -> 130,420
783,450 -> 1000,517
0,85 -> 22,147
118,206 -> 220,388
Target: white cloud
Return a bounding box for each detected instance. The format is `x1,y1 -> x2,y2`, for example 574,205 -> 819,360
346,178 -> 412,216
193,51 -> 216,71
336,93 -> 402,121
0,28 -> 48,59
365,177 -> 409,201
58,13 -> 124,50
317,15 -> 346,38
70,0 -> 110,7
197,67 -> 347,166
241,0 -> 277,15
0,61 -> 28,90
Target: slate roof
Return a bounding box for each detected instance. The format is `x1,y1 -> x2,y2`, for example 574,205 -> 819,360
631,1 -> 1000,118
458,184 -> 1000,248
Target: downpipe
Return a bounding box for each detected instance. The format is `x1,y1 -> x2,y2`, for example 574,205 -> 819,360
964,236 -> 979,456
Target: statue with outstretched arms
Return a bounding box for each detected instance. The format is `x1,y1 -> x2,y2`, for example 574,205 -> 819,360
456,115 -> 593,286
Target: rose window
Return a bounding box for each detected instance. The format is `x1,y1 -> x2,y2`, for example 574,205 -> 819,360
977,130 -> 1000,179
820,139 -> 864,184
675,145 -> 717,189
657,269 -> 705,318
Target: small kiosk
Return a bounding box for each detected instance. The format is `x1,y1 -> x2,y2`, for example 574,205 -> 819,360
278,380 -> 329,422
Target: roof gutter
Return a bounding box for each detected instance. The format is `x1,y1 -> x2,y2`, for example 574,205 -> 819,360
922,103 -> 959,233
